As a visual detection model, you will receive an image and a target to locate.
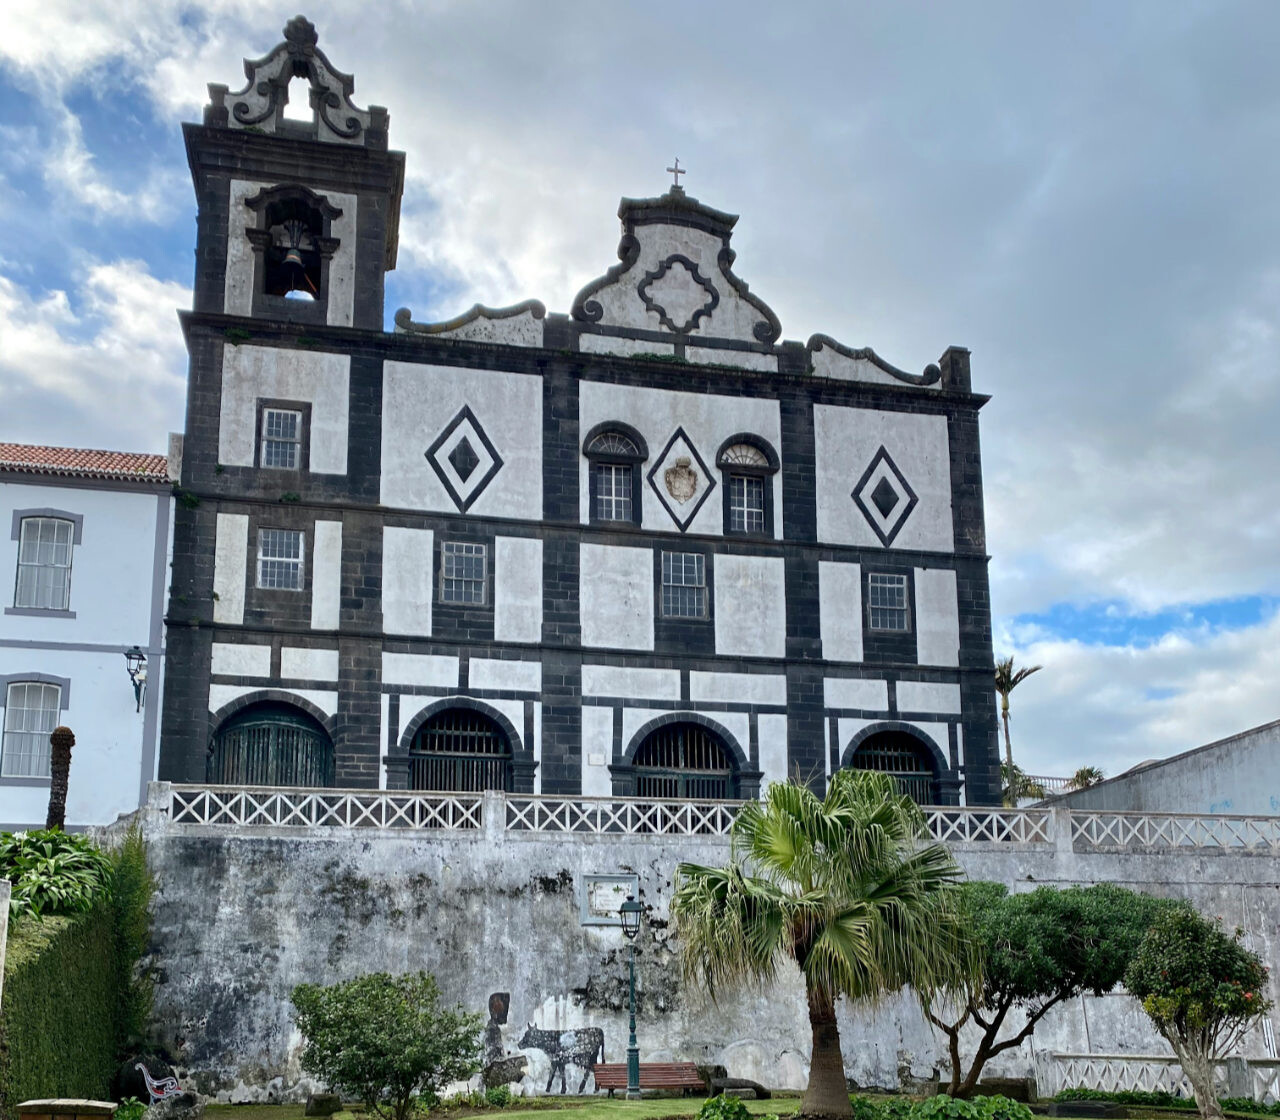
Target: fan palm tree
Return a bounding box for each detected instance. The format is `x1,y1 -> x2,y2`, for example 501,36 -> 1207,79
672,770 -> 975,1119
1068,765 -> 1104,790
994,656 -> 1042,791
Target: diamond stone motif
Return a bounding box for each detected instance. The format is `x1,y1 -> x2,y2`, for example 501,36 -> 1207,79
449,437 -> 480,482
871,477 -> 900,518
637,254 -> 720,334
647,427 -> 716,531
852,446 -> 918,547
425,406 -> 504,512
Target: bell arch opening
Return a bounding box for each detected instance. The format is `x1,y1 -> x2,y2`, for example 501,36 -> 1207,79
409,707 -> 513,793
207,701 -> 335,787
845,729 -> 939,805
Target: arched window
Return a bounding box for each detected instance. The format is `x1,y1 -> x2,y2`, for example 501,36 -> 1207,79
410,708 -> 513,792
632,722 -> 738,799
716,436 -> 778,537
846,730 -> 937,805
584,424 -> 647,526
244,184 -> 341,308
208,702 -> 334,787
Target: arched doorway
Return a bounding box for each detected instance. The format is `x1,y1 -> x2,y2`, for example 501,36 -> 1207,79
207,701 -> 335,787
846,729 -> 938,805
409,707 -> 513,792
632,721 -> 739,799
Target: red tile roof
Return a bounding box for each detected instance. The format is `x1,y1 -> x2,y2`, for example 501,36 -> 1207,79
0,443 -> 171,484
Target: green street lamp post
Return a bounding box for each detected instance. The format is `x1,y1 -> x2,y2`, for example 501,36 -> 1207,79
619,894 -> 643,1100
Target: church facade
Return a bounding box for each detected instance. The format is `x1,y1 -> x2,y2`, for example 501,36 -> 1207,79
158,18 -> 1000,805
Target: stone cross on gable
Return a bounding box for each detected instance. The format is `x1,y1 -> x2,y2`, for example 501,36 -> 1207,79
667,158 -> 685,188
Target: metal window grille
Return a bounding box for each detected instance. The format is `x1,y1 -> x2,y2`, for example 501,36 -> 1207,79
440,541 -> 487,604
868,572 -> 909,631
261,408 -> 302,469
15,517 -> 74,610
207,703 -> 335,787
410,709 -> 512,792
728,474 -> 766,533
587,432 -> 639,457
1,681 -> 60,778
257,529 -> 304,590
661,551 -> 706,618
849,733 -> 935,804
633,723 -> 736,799
594,462 -> 633,521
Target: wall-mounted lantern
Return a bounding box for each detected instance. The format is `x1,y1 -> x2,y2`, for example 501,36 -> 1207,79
124,646 -> 147,712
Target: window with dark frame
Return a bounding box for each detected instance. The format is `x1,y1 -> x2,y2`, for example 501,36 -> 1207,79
661,551 -> 707,619
257,529 -> 305,590
261,408 -> 303,469
14,517 -> 75,611
593,461 -> 633,522
585,427 -> 645,526
440,541 -> 487,604
717,439 -> 776,537
727,474 -> 766,533
867,572 -> 909,631
1,681 -> 61,778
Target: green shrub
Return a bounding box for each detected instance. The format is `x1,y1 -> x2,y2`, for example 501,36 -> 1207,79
973,1097 -> 1035,1120
483,1086 -> 511,1108
0,829 -> 114,920
292,972 -> 483,1120
698,1097 -> 753,1120
115,1097 -> 146,1120
1219,1099 -> 1280,1116
110,827 -> 156,1048
911,1097 -> 981,1120
851,1096 -> 883,1120
1056,1089 -> 1280,1115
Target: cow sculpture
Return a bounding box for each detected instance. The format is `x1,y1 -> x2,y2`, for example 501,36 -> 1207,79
517,1023 -> 605,1094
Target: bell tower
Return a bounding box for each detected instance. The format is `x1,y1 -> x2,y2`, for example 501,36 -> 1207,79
185,15 -> 403,329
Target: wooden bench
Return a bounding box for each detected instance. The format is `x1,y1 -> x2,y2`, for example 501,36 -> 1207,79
594,1062 -> 706,1097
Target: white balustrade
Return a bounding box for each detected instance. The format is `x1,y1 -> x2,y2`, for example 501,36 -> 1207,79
1041,1053 -> 1280,1104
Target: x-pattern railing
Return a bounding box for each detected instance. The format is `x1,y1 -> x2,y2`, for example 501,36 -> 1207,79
924,806 -> 1053,844
1071,811 -> 1280,851
505,795 -> 739,835
171,785 -> 482,830
1046,1054 -> 1280,1104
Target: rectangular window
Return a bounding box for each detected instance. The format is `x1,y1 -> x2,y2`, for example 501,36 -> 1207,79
728,475 -> 766,534
261,408 -> 303,470
2,681 -> 60,778
594,462 -> 633,522
867,572 -> 909,631
441,541 -> 487,604
257,529 -> 305,590
14,517 -> 74,610
662,551 -> 707,619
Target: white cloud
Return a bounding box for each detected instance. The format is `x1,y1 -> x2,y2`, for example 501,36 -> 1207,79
0,261 -> 189,452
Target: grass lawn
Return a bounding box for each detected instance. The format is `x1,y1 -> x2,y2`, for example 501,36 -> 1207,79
206,1099 -> 799,1120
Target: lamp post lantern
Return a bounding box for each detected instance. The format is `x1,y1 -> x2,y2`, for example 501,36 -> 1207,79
619,894 -> 643,1099
124,646 -> 148,713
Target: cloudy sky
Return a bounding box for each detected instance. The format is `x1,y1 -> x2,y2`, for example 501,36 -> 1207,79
1,1 -> 1277,779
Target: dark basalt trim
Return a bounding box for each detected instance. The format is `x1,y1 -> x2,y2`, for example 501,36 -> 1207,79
571,234 -> 641,323
807,334 -> 943,387
718,247 -> 782,344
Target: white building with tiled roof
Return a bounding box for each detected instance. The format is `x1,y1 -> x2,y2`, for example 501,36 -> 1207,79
0,440 -> 177,827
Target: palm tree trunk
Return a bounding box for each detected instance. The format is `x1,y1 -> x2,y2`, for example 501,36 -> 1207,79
1001,698 -> 1013,773
45,725 -> 75,831
802,987 -> 851,1119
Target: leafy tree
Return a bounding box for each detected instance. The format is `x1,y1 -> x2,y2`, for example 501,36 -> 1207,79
672,771 -> 975,1120
999,763 -> 1047,804
1125,908 -> 1272,1120
1068,766 -> 1105,790
993,658 -> 1041,801
928,882 -> 1168,1098
291,972 -> 482,1120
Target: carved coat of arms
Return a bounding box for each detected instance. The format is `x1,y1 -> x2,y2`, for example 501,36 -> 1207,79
664,456 -> 699,504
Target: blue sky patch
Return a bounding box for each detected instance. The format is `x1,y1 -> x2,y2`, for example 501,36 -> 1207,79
1012,595 -> 1279,647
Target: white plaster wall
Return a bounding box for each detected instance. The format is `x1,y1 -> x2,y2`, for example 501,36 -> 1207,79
689,671 -> 786,706
836,717 -> 879,761
915,567 -> 960,668
824,678 -> 889,712
578,381 -> 782,538
209,684 -> 338,719
224,179 -> 357,327
280,647 -> 339,682
311,520 -> 342,630
810,341 -> 942,389
581,665 -> 680,701
210,643 -> 271,678
1,483 -> 165,646
897,682 -> 962,715
580,707 -> 614,796
213,513 -> 249,625
469,659 -> 541,694
0,647 -> 148,827
494,537 -> 542,644
381,362 -> 542,519
912,722 -> 952,769
218,345 -> 350,474
685,346 -> 778,372
818,560 -> 863,662
813,404 -> 954,552
714,554 -> 786,658
579,544 -> 653,651
382,527 -> 433,637
382,653 -> 458,689
426,308 -> 545,347
578,335 -> 674,359
757,712 -> 789,788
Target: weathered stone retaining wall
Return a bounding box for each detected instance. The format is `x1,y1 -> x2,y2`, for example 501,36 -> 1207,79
118,798 -> 1280,1102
